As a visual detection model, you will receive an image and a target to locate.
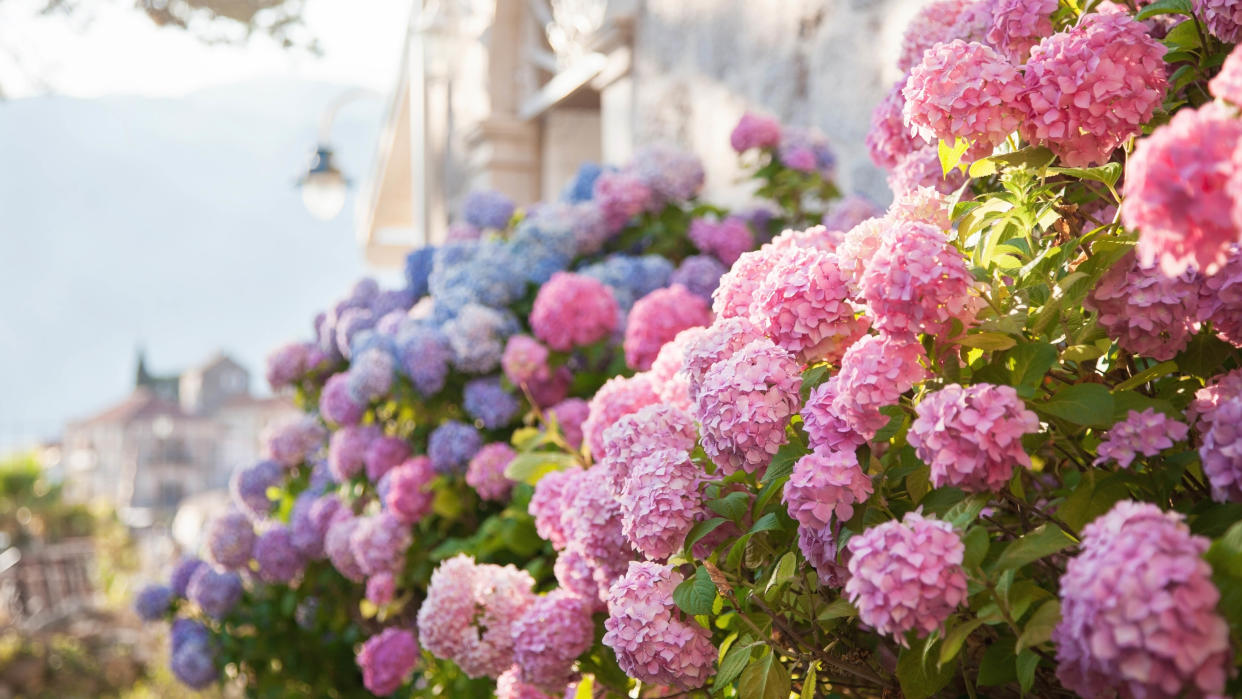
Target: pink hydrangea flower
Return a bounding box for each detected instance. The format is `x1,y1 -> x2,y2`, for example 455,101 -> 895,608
366,572 -> 396,606
511,590 -> 595,694
836,217 -> 891,292
1055,501 -> 1231,698
797,524 -> 847,588
767,225 -> 844,253
554,548 -> 604,606
897,0 -> 979,72
266,415 -> 327,468
603,562 -> 716,690
867,78 -> 927,171
1086,251 -> 1201,360
618,448 -> 704,561
416,554 -> 536,679
783,448 -> 873,530
752,246 -> 869,363
328,424 -> 380,482
681,317 -> 766,401
949,0 -> 995,43
385,456 -> 435,524
496,667 -> 556,699
845,511 -> 967,644
695,338 -> 801,476
1095,408 -> 1189,469
1124,103 -> 1242,275
1199,245 -> 1242,347
467,443 -> 517,502
624,285 -> 712,370
547,398 -> 589,450
501,335 -> 550,386
730,112 -> 783,152
831,334 -> 930,438
1021,10 -> 1168,167
581,373 -> 660,460
987,0 -> 1056,63
1194,373 -> 1242,502
600,404 -> 697,495
530,272 -> 619,352
889,186 -> 953,230
593,170 -> 653,232
1213,42 -> 1242,107
265,341 -> 316,390
356,628 -> 419,697
888,144 -> 969,196
365,435 -> 411,483
350,512 -> 411,577
648,326 -> 704,411
688,216 -> 755,266
801,380 -> 866,452
711,245 -> 783,319
908,383 -> 1040,493
859,220 -> 977,338
904,40 -> 1024,147
324,513 -> 365,582
529,468 -> 577,550
1197,0 -> 1242,42
559,465 -> 635,593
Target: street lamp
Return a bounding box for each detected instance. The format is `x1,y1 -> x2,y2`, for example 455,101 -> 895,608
298,145 -> 347,221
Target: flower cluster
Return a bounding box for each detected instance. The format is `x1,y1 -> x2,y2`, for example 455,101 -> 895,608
783,448 -> 873,530
530,272 -> 619,351
1055,502 -> 1230,698
511,590 -> 595,693
356,628 -> 420,696
858,219 -> 976,338
752,246 -> 868,363
1085,252 -> 1201,361
903,40 -> 1023,147
623,284 -> 712,370
1095,408 -> 1189,469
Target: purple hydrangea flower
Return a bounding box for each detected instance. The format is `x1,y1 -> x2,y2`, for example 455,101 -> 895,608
187,567 -> 243,619
669,255 -> 727,301
396,323 -> 452,397
463,377 -> 521,430
133,583 -> 173,621
347,347 -> 396,404
169,556 -> 206,598
253,525 -> 305,583
230,460 -> 282,521
357,627 -> 420,696
204,511 -> 255,570
171,636 -> 217,689
463,189 -> 516,230
428,420 -> 483,474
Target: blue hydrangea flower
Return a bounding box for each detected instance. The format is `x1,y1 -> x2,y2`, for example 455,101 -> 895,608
428,241 -> 525,312
335,307 -> 376,360
670,254 -> 727,301
346,346 -> 396,403
509,214 -> 577,284
369,288 -> 415,318
562,162 -> 606,203
463,189 -> 516,230
171,636 -> 217,689
349,327 -> 398,361
170,557 -> 206,598
579,255 -> 674,310
428,420 -> 483,474
441,304 -> 518,374
134,583 -> 173,621
463,377 -> 521,429
405,246 -> 436,299
187,567 -> 243,619
171,618 -> 211,651
348,278 -> 380,305
395,323 -> 451,396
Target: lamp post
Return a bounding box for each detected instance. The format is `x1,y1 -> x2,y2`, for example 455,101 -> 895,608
297,87 -> 379,221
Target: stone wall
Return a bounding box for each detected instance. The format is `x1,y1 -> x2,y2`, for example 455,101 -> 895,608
631,0 -> 924,205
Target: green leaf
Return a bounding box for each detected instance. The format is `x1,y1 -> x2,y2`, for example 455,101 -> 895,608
573,675 -> 594,699
749,512 -> 781,535
1047,162 -> 1122,188
1005,343 -> 1058,399
1114,360 -> 1178,392
939,136 -> 972,175
817,597 -> 857,621
762,442 -> 803,485
1016,650 -> 1041,694
503,452 -> 577,485
944,494 -> 990,529
708,492 -> 752,524
977,636 -> 1018,686
765,552 -> 798,594
801,662 -> 818,699
959,332 -> 1018,351
1035,383 -> 1114,426
1017,600 -> 1061,653
715,641 -> 753,689
1177,332 -> 1236,379
1164,18 -> 1201,51
801,363 -> 830,400
992,524 -> 1076,572
1205,520 -> 1242,633
897,637 -> 957,699
738,651 -> 791,699
1136,0 -> 1192,20
684,517 -> 729,553
968,146 -> 1055,178
1059,474 -> 1130,531
672,566 -> 717,616
962,526 -> 991,571
939,618 -> 984,667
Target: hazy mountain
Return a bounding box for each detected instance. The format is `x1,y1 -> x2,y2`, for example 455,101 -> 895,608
0,80 -> 400,451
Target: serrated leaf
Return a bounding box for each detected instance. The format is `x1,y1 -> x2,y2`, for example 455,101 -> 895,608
944,494 -> 990,529
1059,474 -> 1130,531
1035,383 -> 1114,426
992,524 -> 1076,572
1017,600 -> 1061,652
738,651 -> 790,699
673,566 -> 717,616
1016,649 -> 1040,694
1048,162 -> 1122,188
762,443 -> 803,485
962,525 -> 991,571
939,136 -> 972,175
1177,332 -> 1235,379
715,642 -> 752,690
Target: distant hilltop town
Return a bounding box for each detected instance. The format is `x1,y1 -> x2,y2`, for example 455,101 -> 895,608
55,350 -> 297,520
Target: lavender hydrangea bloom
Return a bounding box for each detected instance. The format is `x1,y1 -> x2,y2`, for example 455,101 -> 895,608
404,246 -> 435,299
463,189 -> 516,230
171,618 -> 211,651
356,627 -> 420,696
347,346 -> 396,404
395,323 -> 451,396
350,513 -> 412,577
428,420 -> 484,474
335,307 -> 376,360
429,241 -> 525,312
319,372 -> 364,426
169,556 -> 206,598
291,494 -> 343,559
463,377 -> 521,429
629,143 -> 706,205
230,460 -> 282,521
187,567 -> 243,619
171,637 -> 217,689
441,304 -> 519,374
670,255 -> 727,301
508,216 -> 576,284
133,583 -> 173,621
253,526 -> 305,583
578,255 -> 674,311
779,126 -> 837,179
205,511 -> 255,570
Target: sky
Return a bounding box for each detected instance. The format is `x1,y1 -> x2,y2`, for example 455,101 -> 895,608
0,0 -> 414,453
